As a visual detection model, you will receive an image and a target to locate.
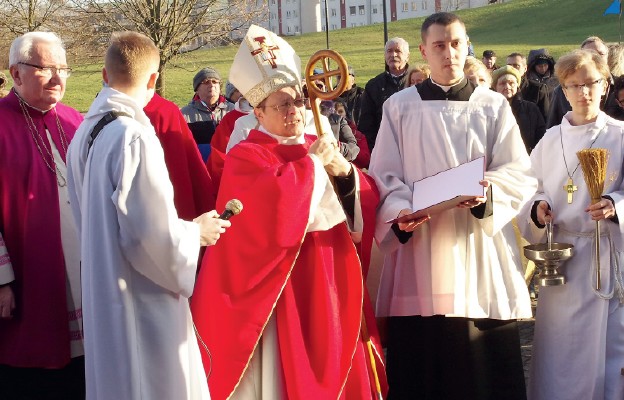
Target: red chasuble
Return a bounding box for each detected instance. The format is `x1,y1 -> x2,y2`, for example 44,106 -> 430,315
206,108 -> 246,194
191,129 -> 387,400
144,93 -> 215,220
0,90 -> 83,367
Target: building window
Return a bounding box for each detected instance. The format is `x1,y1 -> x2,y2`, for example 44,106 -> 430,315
351,23 -> 356,27
286,10 -> 291,18
349,6 -> 356,15
359,5 -> 365,14
402,2 -> 408,11
293,10 -> 298,17
331,8 -> 337,16
332,24 -> 338,29
271,0 -> 275,4
287,25 -> 291,32
372,6 -> 378,14
412,1 -> 417,10
422,0 -> 427,10
295,25 -> 299,33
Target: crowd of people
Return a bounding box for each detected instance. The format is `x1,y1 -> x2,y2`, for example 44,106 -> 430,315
1,10 -> 624,400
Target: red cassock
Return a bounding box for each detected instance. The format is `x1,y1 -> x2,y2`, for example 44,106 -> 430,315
144,93 -> 215,220
191,130 -> 387,400
206,108 -> 246,194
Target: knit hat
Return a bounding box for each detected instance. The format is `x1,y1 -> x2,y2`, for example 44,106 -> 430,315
193,67 -> 221,91
225,81 -> 237,99
483,50 -> 496,58
229,24 -> 301,107
491,65 -> 522,87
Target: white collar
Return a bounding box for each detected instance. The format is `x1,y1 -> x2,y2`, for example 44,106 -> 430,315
258,125 -> 305,145
430,76 -> 465,92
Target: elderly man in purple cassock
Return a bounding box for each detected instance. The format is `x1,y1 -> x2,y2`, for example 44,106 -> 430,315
0,32 -> 85,399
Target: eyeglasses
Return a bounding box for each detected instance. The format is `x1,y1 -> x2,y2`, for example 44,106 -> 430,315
201,79 -> 220,86
18,62 -> 72,78
263,98 -> 306,113
563,78 -> 604,93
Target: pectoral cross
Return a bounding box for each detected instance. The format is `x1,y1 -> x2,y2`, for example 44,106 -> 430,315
563,178 -> 577,204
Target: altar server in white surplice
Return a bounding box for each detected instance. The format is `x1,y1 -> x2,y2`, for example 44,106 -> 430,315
368,12 -> 537,399
67,32 -> 230,400
519,49 -> 624,400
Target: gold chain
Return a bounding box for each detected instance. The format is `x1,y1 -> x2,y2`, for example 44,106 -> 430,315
17,94 -> 69,187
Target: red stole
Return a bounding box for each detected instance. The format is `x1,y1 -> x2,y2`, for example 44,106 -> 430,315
206,108 -> 246,194
0,90 -> 83,367
144,93 -> 215,219
191,130 -> 387,399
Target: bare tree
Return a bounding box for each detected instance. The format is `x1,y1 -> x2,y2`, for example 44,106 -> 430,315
0,0 -> 66,35
73,0 -> 268,95
0,0 -> 126,68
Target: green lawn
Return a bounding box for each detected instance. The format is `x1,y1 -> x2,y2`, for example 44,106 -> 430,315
17,0 -> 622,112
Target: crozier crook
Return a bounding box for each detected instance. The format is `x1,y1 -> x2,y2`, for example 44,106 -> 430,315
304,50 -> 349,137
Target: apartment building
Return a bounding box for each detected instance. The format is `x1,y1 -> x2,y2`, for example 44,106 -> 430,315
266,0 -> 501,36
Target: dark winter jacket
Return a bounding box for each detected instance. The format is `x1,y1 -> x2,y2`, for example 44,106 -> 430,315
510,95 -> 546,154
519,77 -> 551,121
181,94 -> 234,160
337,84 -> 364,125
526,49 -> 558,90
358,69 -> 407,150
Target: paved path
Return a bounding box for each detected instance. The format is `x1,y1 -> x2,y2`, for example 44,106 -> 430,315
519,298 -> 538,387
519,318 -> 534,386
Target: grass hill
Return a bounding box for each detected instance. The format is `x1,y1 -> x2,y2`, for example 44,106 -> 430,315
61,0 -> 622,111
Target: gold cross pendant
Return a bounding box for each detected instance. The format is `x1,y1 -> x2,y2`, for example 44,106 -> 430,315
563,177 -> 577,204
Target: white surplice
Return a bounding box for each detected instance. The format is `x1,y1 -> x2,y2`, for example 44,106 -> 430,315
67,87 -> 209,400
369,85 -> 536,320
519,111 -> 624,400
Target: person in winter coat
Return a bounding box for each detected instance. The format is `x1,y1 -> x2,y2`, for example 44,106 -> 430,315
492,65 -> 546,154
526,48 -> 558,91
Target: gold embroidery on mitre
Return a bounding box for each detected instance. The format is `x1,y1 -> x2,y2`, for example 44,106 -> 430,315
245,73 -> 299,107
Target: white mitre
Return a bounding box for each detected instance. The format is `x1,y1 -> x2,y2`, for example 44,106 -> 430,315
229,24 -> 302,107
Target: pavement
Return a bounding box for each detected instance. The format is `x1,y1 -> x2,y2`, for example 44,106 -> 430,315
518,299 -> 537,387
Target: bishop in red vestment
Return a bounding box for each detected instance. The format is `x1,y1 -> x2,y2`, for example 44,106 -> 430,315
191,24 -> 387,400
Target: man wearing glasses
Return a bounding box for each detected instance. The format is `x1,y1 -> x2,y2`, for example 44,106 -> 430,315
181,67 -> 234,161
191,24 -> 387,400
0,31 -> 85,399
